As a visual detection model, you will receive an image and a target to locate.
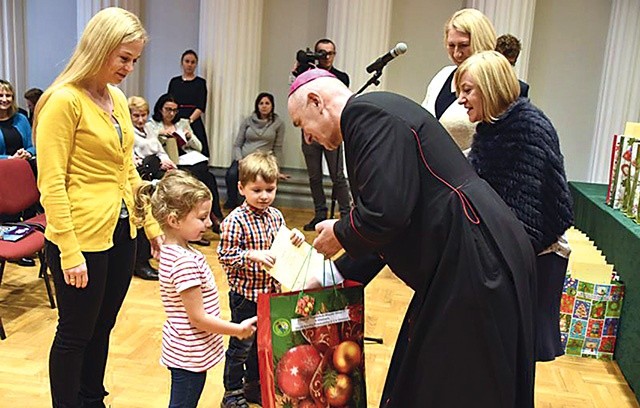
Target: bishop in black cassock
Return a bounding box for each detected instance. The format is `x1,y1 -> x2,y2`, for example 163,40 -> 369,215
288,69 -> 536,408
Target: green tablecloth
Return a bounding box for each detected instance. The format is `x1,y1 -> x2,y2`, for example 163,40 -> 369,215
569,181 -> 640,399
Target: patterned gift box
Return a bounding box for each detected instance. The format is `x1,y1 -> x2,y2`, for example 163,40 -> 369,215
559,273 -> 625,360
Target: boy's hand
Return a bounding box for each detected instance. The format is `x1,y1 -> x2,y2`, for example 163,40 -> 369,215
236,316 -> 258,339
248,250 -> 276,268
290,228 -> 305,247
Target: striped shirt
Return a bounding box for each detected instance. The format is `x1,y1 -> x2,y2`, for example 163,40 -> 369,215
158,244 -> 224,372
217,203 -> 283,302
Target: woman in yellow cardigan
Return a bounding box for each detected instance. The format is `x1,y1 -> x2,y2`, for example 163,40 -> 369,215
33,8 -> 163,407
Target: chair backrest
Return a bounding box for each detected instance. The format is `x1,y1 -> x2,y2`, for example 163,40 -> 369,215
0,159 -> 40,216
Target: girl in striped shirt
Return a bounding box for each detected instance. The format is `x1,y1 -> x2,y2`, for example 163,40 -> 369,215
135,170 -> 256,407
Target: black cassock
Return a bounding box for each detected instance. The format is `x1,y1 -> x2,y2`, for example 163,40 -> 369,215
334,92 -> 536,408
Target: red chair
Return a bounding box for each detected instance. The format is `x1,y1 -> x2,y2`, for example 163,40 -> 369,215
0,159 -> 55,340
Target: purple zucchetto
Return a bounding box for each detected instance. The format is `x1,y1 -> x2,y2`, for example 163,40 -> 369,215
288,68 -> 337,97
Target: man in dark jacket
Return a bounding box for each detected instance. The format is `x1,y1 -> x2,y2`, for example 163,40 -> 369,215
297,39 -> 352,231
288,69 -> 537,408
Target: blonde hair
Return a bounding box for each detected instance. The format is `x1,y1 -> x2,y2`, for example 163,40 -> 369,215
134,170 -> 211,230
455,51 -> 520,123
127,95 -> 149,113
445,8 -> 497,55
0,80 -> 18,117
34,7 -> 147,136
239,151 -> 279,185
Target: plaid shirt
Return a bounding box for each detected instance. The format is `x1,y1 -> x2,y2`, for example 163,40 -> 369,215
217,202 -> 283,301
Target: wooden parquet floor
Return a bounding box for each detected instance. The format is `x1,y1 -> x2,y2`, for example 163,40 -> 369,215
0,208 -> 638,407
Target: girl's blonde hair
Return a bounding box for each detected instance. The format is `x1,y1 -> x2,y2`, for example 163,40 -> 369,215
34,7 -> 147,141
134,170 -> 212,230
444,8 -> 497,56
127,95 -> 149,113
239,151 -> 279,185
0,80 -> 18,117
454,51 -> 520,123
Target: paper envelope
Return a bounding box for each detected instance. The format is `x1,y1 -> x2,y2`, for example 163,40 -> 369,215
266,225 -> 327,291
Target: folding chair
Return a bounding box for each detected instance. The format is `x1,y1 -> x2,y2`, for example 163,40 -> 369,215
0,159 -> 55,340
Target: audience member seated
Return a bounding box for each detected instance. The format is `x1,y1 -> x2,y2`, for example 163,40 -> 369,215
224,92 -> 288,209
128,96 -> 176,180
146,93 -> 222,242
0,80 -> 35,162
495,33 -> 530,98
127,96 -> 176,280
0,79 -> 38,266
24,87 -> 43,125
421,9 -> 497,151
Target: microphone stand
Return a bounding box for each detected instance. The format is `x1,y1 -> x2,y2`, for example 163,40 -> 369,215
356,69 -> 384,96
355,67 -> 386,346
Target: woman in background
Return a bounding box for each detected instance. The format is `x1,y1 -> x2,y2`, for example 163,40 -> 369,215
421,8 -> 496,151
168,49 -> 210,157
0,79 -> 34,161
34,7 -> 163,406
224,92 -> 287,209
147,93 -> 222,237
456,50 -> 573,361
24,87 -> 44,124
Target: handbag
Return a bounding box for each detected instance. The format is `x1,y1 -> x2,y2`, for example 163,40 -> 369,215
257,258 -> 367,408
137,155 -> 164,181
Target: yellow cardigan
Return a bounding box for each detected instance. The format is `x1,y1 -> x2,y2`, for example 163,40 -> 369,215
36,84 -> 162,270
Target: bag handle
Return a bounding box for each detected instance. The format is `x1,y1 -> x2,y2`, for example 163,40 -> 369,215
293,247 -> 314,301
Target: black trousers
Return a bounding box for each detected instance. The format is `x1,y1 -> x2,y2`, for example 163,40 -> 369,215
301,136 -> 351,217
179,161 -> 223,219
46,218 -> 136,408
224,160 -> 240,207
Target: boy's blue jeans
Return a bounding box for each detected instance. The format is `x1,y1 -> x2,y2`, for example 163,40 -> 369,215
223,291 -> 259,391
169,367 -> 206,408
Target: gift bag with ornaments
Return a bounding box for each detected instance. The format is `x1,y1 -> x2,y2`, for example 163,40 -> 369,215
559,272 -> 625,360
257,254 -> 366,408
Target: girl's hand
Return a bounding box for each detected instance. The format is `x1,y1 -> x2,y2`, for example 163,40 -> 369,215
63,262 -> 88,288
290,228 -> 305,247
236,316 -> 258,339
247,250 -> 276,268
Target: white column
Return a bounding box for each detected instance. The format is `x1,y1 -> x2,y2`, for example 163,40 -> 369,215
0,0 -> 27,96
199,0 -> 264,166
465,0 -> 536,80
76,0 -> 144,97
588,0 -> 640,183
326,0 -> 393,92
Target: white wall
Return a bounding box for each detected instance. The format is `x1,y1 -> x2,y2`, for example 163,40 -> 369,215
24,0 -> 77,95
387,0 -> 464,103
528,0 -> 612,181
260,0 -> 328,169
142,0 -> 200,108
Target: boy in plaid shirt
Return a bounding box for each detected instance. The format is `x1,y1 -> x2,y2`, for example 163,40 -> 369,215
218,151 -> 304,408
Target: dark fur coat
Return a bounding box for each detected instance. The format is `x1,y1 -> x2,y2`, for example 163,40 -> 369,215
469,98 -> 573,253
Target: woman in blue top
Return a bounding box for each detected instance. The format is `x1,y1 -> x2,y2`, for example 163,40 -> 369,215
0,80 -> 34,160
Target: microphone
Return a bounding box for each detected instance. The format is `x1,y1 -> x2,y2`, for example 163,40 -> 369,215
365,42 -> 408,73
